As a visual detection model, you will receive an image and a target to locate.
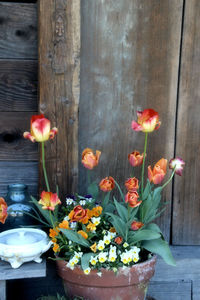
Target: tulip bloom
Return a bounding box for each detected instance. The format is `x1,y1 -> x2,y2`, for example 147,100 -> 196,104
125,177 -> 139,192
99,176 -> 115,192
169,157 -> 185,176
125,191 -> 142,208
81,148 -> 101,170
114,236 -> 123,245
131,221 -> 144,231
68,205 -> 89,224
128,151 -> 144,167
148,158 -> 167,184
24,114 -> 58,142
39,191 -> 61,211
0,197 -> 8,224
132,109 -> 161,132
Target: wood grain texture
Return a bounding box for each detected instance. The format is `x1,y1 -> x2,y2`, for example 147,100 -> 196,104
172,0 -> 200,245
0,161 -> 38,196
0,60 -> 37,111
0,260 -> 46,280
193,281 -> 200,300
0,280 -> 6,300
38,0 -> 80,198
79,0 -> 183,241
148,281 -> 191,300
0,3 -> 37,59
0,112 -> 38,161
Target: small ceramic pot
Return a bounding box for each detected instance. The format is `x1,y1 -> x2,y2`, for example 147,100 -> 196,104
56,255 -> 156,300
0,228 -> 52,268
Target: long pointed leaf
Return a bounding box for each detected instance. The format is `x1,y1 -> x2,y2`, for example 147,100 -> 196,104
114,198 -> 128,222
60,229 -> 90,248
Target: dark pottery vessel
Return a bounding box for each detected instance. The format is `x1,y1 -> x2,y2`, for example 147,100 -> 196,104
56,255 -> 156,300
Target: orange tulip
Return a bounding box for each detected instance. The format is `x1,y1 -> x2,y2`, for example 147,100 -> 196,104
77,230 -> 88,239
131,221 -> 144,231
24,114 -> 58,142
148,158 -> 167,184
68,205 -> 89,224
89,206 -> 103,217
81,148 -> 101,170
59,220 -> 69,229
38,191 -> 61,211
0,198 -> 8,224
99,176 -> 115,192
125,177 -> 139,192
132,109 -> 161,132
125,191 -> 142,208
114,236 -> 123,245
128,151 -> 144,167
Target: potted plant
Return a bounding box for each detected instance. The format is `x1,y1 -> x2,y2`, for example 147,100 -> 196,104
0,110 -> 185,300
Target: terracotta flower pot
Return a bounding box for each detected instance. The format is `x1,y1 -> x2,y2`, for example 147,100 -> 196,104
56,255 -> 156,300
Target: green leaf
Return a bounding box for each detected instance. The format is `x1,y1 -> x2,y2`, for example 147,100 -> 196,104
145,223 -> 162,233
143,180 -> 151,200
114,198 -> 128,222
87,182 -> 99,199
60,229 -> 90,248
30,196 -> 56,226
128,229 -> 161,244
142,238 -> 176,266
81,252 -> 94,270
102,192 -> 110,210
106,212 -> 126,238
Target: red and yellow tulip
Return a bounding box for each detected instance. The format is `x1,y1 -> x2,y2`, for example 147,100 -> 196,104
38,191 -> 61,211
131,221 -> 144,231
132,109 -> 161,133
99,176 -> 115,192
0,198 -> 7,224
125,177 -> 139,192
148,158 -> 167,184
81,148 -> 101,170
68,205 -> 89,224
125,191 -> 142,208
128,151 -> 144,167
24,114 -> 58,142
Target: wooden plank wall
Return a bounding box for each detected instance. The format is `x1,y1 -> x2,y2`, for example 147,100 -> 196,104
79,0 -> 183,242
0,1 -> 38,197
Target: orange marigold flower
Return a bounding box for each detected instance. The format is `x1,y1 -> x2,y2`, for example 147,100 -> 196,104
81,148 -> 101,170
23,114 -> 58,143
90,243 -> 97,253
77,230 -> 88,239
148,158 -> 167,185
49,227 -> 60,238
0,197 -> 8,224
125,177 -> 139,192
132,109 -> 161,133
68,205 -> 89,224
99,176 -> 115,192
59,220 -> 69,229
53,243 -> 60,253
128,151 -> 144,167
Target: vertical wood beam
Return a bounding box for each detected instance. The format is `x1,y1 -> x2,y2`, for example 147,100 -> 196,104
38,0 -> 80,199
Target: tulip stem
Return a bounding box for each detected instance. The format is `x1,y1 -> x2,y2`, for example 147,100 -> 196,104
42,142 -> 50,192
161,168 -> 176,190
141,132 -> 148,198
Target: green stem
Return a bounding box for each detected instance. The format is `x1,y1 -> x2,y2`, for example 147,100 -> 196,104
161,168 -> 176,190
114,180 -> 124,202
42,141 -> 50,192
141,132 -> 148,197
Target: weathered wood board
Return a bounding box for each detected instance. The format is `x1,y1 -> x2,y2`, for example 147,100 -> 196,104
172,0 -> 200,245
38,0 -> 80,198
79,0 -> 183,241
0,60 -> 37,111
0,3 -> 37,59
0,112 -> 38,161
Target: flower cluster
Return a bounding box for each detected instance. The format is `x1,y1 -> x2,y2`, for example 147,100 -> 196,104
0,110 -> 185,275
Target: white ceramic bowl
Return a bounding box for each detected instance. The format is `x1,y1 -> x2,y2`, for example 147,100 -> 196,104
0,228 -> 52,268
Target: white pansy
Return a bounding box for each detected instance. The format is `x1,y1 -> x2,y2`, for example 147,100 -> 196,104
84,267 -> 91,275
109,245 -> 117,254
130,246 -> 140,255
97,240 -> 105,251
91,217 -> 101,226
66,198 -> 74,205
64,215 -> 70,221
133,255 -> 139,263
108,253 -> 117,262
98,252 -> 108,263
70,222 -> 77,229
109,231 -> 116,239
97,272 -> 102,277
74,251 -> 83,259
120,252 -> 129,265
90,256 -> 98,266
103,234 -> 111,245
80,200 -> 86,206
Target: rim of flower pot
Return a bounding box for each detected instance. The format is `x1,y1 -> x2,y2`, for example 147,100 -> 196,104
56,254 -> 157,287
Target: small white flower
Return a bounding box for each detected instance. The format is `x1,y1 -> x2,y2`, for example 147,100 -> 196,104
102,230 -> 107,235
97,272 -> 102,277
80,200 -> 86,206
97,240 -> 105,251
91,217 -> 101,226
123,242 -> 129,248
133,255 -> 139,263
108,254 -> 117,262
84,267 -> 91,275
130,246 -> 140,255
109,231 -> 116,239
103,234 -> 111,245
66,198 -> 74,205
74,251 -> 83,259
70,222 -> 77,229
120,252 -> 129,265
109,245 -> 117,254
98,252 -> 108,263
112,267 -> 117,273
64,215 -> 70,221
90,256 -> 98,266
